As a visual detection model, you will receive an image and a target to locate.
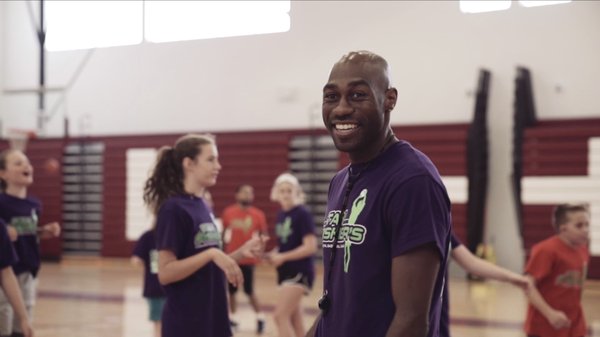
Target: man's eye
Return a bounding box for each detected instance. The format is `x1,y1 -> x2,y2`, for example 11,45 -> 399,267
351,92 -> 367,100
323,93 -> 337,101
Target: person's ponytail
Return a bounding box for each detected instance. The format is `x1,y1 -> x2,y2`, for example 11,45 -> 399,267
143,134 -> 215,214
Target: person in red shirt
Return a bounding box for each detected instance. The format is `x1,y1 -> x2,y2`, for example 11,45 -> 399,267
221,184 -> 268,334
525,203 -> 590,337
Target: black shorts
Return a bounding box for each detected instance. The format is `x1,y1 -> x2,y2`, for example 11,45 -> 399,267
228,265 -> 255,295
277,269 -> 314,293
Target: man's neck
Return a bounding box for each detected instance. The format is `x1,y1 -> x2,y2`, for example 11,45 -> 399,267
349,132 -> 398,164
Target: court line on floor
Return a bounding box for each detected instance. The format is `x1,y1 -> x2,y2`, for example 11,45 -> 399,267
37,289 -> 597,335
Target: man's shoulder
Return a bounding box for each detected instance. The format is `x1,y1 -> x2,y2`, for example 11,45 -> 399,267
376,165 -> 444,192
331,166 -> 349,182
390,141 -> 439,171
382,142 -> 446,189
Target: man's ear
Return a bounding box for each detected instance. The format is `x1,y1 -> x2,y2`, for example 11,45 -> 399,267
385,88 -> 398,113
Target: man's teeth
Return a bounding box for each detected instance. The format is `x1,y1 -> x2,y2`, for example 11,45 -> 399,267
335,124 -> 357,130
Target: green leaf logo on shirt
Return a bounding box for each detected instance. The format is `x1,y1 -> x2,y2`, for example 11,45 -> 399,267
276,216 -> 293,244
344,189 -> 367,273
194,222 -> 222,249
12,209 -> 39,236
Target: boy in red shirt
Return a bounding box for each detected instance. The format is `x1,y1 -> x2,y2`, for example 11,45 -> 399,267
525,203 -> 590,337
222,184 -> 268,334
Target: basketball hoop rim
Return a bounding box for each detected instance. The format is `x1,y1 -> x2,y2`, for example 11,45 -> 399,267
4,128 -> 37,152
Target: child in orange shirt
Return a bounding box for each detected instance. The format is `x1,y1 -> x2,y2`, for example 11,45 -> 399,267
525,203 -> 590,337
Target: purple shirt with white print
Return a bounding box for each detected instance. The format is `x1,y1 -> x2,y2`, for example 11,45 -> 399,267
155,194 -> 229,337
315,141 -> 452,337
0,193 -> 42,277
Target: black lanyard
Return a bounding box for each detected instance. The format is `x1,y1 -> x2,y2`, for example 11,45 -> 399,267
319,166 -> 362,315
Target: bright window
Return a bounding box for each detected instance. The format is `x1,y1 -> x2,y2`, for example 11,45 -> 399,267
45,1 -> 290,51
519,1 -> 571,7
46,1 -> 143,51
145,1 -> 290,43
460,1 -> 511,13
125,148 -> 157,241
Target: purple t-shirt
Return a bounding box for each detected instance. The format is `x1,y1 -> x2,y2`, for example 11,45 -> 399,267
155,194 -> 230,337
274,205 -> 316,277
440,233 -> 463,337
132,229 -> 166,298
316,141 -> 452,337
0,193 -> 42,277
1,220 -> 18,270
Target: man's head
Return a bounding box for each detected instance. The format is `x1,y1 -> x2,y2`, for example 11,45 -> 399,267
322,51 -> 398,163
235,184 -> 254,208
552,203 -> 590,246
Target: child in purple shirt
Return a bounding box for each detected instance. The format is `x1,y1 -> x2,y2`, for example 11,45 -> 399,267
132,228 -> 166,337
142,134 -> 266,337
267,173 -> 318,337
0,149 -> 60,337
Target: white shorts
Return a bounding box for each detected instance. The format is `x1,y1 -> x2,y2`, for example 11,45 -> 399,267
0,272 -> 37,335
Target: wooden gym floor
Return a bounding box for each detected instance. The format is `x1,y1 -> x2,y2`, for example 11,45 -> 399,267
30,256 -> 600,337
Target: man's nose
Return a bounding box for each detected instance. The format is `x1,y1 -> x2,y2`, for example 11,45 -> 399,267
332,97 -> 353,117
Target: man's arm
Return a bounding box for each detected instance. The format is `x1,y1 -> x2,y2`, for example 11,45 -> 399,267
385,243 -> 440,337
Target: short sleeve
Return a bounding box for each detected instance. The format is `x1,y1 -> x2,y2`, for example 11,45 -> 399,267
450,232 -> 462,250
386,175 -> 450,259
155,205 -> 187,258
525,244 -> 553,282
